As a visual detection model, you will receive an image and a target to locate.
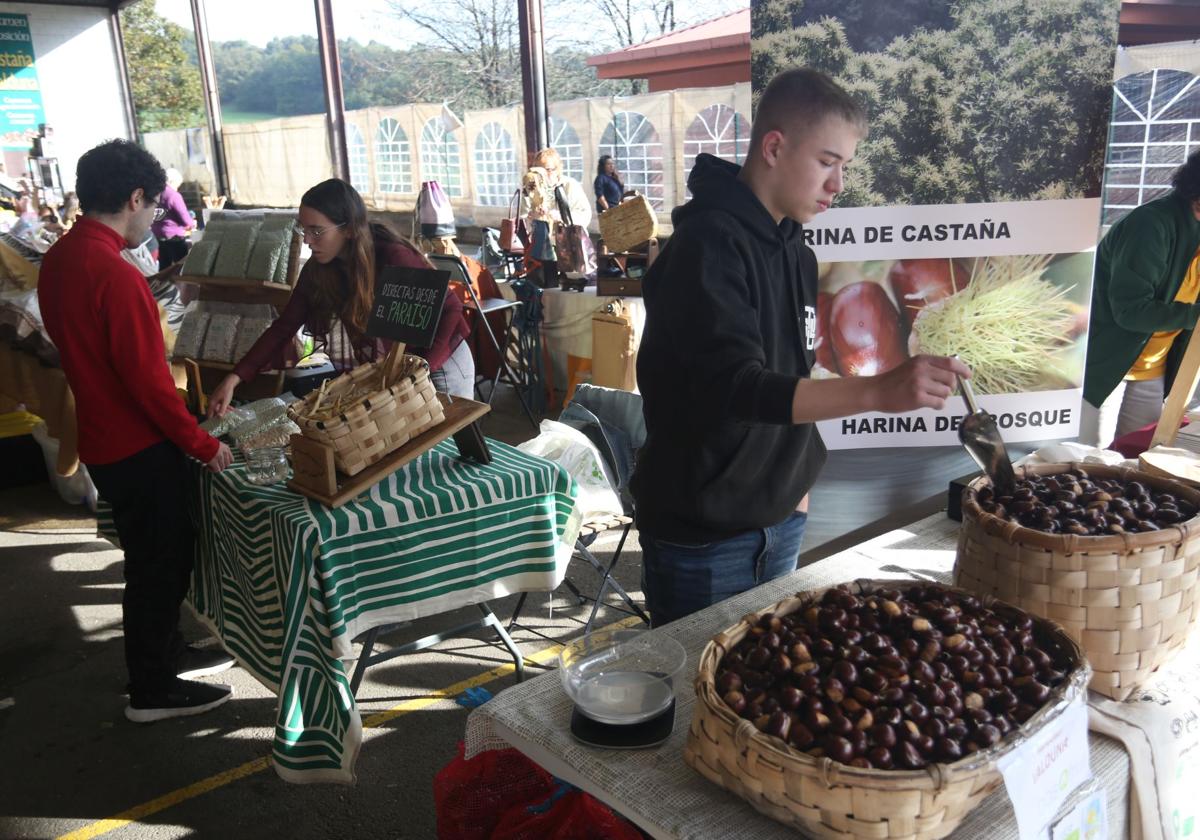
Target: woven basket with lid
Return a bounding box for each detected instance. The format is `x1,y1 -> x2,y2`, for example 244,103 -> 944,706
684,579 -> 1088,840
597,192 -> 658,254
955,461 -> 1200,700
287,354 -> 444,477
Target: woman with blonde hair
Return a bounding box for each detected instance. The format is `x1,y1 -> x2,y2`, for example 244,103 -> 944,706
521,148 -> 592,287
207,179 -> 473,416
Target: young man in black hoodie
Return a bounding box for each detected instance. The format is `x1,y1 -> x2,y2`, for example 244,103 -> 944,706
631,68 -> 971,627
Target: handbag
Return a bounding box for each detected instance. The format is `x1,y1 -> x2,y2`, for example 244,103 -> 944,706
416,180 -> 455,238
499,189 -> 526,253
553,186 -> 597,279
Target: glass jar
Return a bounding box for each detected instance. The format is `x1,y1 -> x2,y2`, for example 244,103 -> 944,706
243,446 -> 289,486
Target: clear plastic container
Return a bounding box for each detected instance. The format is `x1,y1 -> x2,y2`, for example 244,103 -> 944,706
243,446 -> 288,486
559,629 -> 686,725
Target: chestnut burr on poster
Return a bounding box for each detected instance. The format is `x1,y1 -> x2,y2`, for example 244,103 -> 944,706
751,0 -> 1122,448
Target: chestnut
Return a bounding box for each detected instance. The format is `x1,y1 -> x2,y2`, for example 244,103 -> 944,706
723,690 -> 747,714
789,721 -> 816,749
867,746 -> 894,769
716,671 -> 743,695
895,741 -> 925,770
766,710 -> 791,741
824,735 -> 854,764
832,660 -> 858,686
936,737 -> 963,762
779,686 -> 802,711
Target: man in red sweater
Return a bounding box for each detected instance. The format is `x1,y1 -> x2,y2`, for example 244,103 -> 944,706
39,140 -> 236,723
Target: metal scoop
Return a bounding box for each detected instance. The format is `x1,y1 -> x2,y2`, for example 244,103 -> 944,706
956,374 -> 1017,497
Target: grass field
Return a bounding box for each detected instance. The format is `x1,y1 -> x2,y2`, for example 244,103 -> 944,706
220,110 -> 283,124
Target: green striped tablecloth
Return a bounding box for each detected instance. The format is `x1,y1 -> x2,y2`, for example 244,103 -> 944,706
98,438 -> 579,783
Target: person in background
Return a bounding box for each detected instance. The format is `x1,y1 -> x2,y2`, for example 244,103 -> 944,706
594,154 -> 624,214
152,168 -> 196,272
207,179 -> 474,416
1081,149 -> 1200,449
60,191 -> 81,228
521,148 -> 593,288
631,68 -> 970,628
37,139 -> 235,723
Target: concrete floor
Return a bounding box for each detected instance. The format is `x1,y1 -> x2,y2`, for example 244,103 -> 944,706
0,384 -> 951,840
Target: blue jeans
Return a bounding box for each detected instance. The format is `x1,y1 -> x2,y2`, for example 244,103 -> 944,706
639,512 -> 808,628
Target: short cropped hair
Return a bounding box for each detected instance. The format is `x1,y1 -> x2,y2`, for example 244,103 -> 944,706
1172,149 -> 1200,203
75,140 -> 166,215
750,68 -> 868,151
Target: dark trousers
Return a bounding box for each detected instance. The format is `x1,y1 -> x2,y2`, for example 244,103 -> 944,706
157,236 -> 191,272
89,441 -> 194,695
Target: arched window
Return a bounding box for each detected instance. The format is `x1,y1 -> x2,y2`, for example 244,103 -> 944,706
683,104 -> 750,196
1103,69 -> 1200,226
420,118 -> 464,197
375,118 -> 412,195
473,122 -> 518,207
549,117 -> 583,184
346,123 -> 370,194
598,111 -> 665,209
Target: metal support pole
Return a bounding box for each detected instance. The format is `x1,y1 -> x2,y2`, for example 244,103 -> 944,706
517,0 -> 549,159
108,7 -> 139,143
313,0 -> 350,183
189,0 -> 229,198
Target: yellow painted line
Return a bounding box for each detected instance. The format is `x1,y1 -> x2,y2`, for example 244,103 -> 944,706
56,615 -> 642,840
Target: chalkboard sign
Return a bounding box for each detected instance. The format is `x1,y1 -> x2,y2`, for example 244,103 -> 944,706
366,265 -> 450,347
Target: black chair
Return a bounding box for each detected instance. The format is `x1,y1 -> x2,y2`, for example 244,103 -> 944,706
508,385 -> 650,637
426,253 -> 537,431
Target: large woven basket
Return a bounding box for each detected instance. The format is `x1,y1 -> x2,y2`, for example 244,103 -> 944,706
287,354 -> 444,476
956,461 -> 1200,700
685,579 -> 1088,840
597,192 -> 658,254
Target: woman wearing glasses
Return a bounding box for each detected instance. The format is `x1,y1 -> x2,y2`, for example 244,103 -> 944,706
206,179 -> 473,417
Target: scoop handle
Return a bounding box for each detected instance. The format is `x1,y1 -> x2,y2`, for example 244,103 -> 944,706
958,374 -> 980,415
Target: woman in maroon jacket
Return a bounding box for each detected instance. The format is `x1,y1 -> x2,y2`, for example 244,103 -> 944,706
208,179 -> 473,416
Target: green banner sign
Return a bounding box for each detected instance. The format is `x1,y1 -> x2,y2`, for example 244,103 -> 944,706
0,13 -> 44,151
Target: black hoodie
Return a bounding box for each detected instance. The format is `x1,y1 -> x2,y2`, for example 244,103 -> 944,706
630,154 -> 825,543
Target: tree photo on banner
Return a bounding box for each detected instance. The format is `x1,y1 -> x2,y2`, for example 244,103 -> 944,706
751,0 -> 1122,449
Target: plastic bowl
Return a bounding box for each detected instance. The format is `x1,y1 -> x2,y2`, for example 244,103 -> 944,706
558,629 -> 687,725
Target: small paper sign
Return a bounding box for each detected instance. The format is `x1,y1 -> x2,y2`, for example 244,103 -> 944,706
1050,785 -> 1107,840
366,265 -> 449,347
998,695 -> 1092,840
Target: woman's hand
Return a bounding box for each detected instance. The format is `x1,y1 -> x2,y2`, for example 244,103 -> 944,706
207,373 -> 242,418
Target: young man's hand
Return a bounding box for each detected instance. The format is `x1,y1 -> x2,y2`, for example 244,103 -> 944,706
873,355 -> 971,413
206,442 -> 234,473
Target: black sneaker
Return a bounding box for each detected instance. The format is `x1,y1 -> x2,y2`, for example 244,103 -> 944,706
176,644 -> 236,680
126,679 -> 232,723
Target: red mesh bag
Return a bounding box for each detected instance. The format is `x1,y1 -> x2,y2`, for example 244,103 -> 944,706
433,742 -> 556,840
490,780 -> 644,840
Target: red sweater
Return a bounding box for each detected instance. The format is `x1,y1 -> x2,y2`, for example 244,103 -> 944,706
38,217 -> 219,466
234,239 -> 470,381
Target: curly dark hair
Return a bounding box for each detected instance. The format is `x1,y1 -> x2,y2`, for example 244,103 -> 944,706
1172,149 -> 1200,204
75,139 -> 166,215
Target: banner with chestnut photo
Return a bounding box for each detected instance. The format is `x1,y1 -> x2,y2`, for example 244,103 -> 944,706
751,0 -> 1122,449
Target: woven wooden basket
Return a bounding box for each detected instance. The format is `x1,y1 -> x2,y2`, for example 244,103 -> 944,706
684,579 -> 1088,840
597,192 -> 658,254
956,461 -> 1200,700
287,354 -> 444,477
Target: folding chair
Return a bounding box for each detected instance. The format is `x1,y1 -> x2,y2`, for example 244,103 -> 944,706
508,385 -> 650,636
427,252 -> 538,431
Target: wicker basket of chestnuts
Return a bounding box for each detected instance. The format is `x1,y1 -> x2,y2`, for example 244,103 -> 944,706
684,580 -> 1088,840
956,461 -> 1200,700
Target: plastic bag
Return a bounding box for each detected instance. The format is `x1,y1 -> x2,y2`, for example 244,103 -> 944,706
517,419 -> 622,521
491,780 -> 644,840
433,742 -> 556,840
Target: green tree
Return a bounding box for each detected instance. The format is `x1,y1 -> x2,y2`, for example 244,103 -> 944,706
750,0 -> 1120,206
119,0 -> 205,132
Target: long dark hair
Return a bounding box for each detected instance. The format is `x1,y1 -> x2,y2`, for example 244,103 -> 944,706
299,178 -> 426,358
597,154 -> 616,178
